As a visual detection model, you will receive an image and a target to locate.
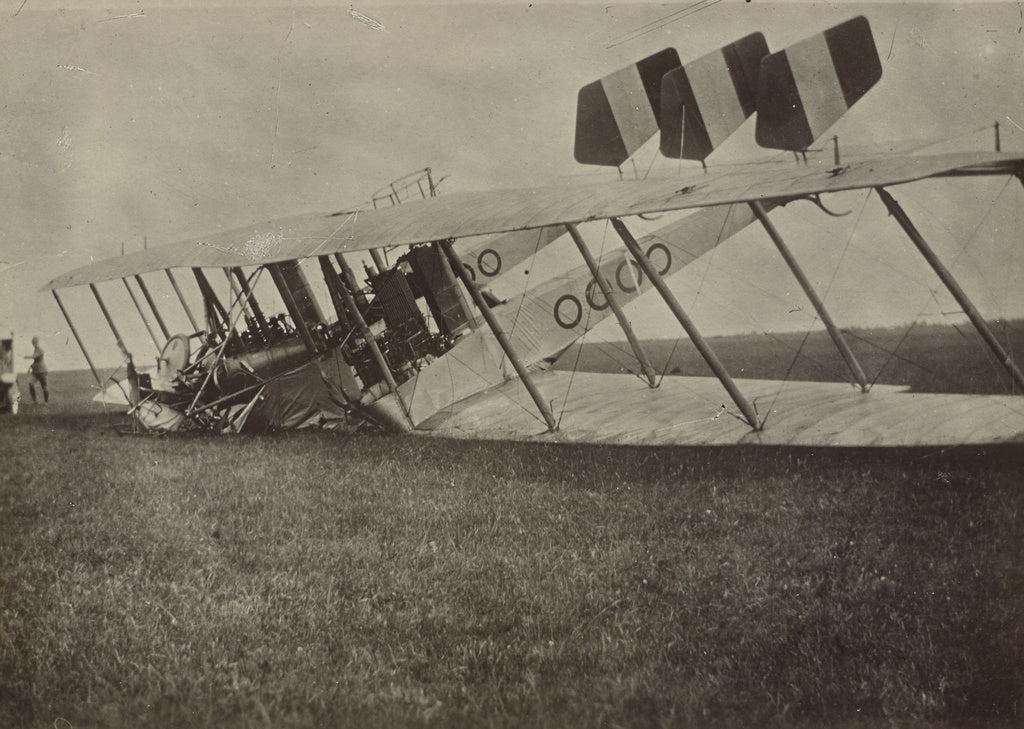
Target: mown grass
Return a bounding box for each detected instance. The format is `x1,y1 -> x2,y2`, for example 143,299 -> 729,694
2,400 -> 1022,727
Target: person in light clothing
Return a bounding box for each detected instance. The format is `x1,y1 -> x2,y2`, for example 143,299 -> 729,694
25,336 -> 48,403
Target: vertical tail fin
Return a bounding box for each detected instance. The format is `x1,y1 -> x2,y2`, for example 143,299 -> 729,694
574,48 -> 681,167
659,32 -> 769,161
755,16 -> 881,151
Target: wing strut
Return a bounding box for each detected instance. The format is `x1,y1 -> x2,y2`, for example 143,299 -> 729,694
324,254 -> 412,423
875,186 -> 1024,393
89,283 -> 131,362
267,263 -> 320,356
51,290 -> 102,388
749,201 -> 869,391
611,218 -> 761,430
369,248 -> 388,274
231,267 -> 270,336
440,238 -> 558,432
133,275 -> 170,341
122,278 -> 162,355
192,268 -> 231,341
165,270 -> 200,333
565,224 -> 658,388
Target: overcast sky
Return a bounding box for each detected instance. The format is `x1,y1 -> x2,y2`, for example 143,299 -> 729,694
2,1 -> 1023,370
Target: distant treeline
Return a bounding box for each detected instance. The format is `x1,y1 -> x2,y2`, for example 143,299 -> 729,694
555,319 -> 1024,396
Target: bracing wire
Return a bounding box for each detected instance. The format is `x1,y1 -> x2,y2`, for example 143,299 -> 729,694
759,327 -> 817,430
758,193 -> 871,425
868,321 -> 917,390
606,0 -> 724,49
448,347 -> 547,427
877,177 -> 1016,389
555,223 -> 610,427
501,226 -> 550,366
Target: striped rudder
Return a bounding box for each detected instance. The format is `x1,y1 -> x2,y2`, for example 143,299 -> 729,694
574,48 -> 681,167
755,16 -> 882,151
660,33 -> 769,161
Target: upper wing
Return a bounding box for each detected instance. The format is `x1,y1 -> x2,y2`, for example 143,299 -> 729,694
43,150 -> 1024,290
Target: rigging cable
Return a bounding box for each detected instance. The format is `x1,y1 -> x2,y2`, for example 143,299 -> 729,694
758,191 -> 872,427
652,202 -> 737,389
606,0 -> 724,49
886,177 -> 1016,390
576,220 -> 651,386
556,222 -> 609,428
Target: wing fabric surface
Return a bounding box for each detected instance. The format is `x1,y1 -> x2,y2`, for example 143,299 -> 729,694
394,204 -> 757,426
456,226 -> 565,281
496,204 -> 758,366
417,371 -> 1024,447
43,151 -> 1024,291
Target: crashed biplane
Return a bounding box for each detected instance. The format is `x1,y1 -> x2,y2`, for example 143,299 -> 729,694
44,16 -> 1024,445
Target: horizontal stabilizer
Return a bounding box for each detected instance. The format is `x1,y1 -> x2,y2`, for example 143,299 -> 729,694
574,48 -> 681,167
660,32 -> 769,161
755,16 -> 881,151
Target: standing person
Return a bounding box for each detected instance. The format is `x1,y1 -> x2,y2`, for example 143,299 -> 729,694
24,336 -> 49,403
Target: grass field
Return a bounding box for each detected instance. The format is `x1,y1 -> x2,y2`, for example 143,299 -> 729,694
1,327 -> 1023,728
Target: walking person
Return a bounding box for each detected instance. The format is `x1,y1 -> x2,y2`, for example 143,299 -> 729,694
24,336 -> 49,403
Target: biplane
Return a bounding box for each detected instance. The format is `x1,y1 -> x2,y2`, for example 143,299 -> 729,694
43,16 -> 1024,446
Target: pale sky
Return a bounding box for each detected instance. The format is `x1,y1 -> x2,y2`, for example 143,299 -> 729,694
2,1 -> 1023,370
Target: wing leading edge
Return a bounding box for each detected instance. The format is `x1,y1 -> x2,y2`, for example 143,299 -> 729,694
43,151 -> 1024,291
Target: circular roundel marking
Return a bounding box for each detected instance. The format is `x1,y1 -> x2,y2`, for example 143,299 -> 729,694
615,259 -> 644,293
585,278 -> 610,311
645,242 -> 672,276
553,294 -> 583,330
462,262 -> 476,281
477,249 -> 502,277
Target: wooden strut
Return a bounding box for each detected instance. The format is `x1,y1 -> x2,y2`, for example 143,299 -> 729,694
325,255 -> 411,420
165,269 -> 200,333
122,278 -> 162,354
192,268 -> 231,338
369,248 -> 388,274
611,217 -> 761,430
89,283 -> 131,361
318,256 -> 352,328
334,253 -> 363,297
223,268 -> 244,318
875,186 -> 1024,394
231,267 -> 269,333
266,263 -> 320,357
133,275 -> 170,340
439,238 -> 559,432
565,224 -> 658,388
431,240 -> 477,331
224,267 -> 265,341
52,290 -> 102,387
749,201 -> 869,392
185,274 -> 263,417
